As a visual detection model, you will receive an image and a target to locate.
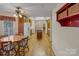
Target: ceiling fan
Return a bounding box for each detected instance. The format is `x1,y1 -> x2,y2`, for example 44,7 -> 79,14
15,6 -> 30,18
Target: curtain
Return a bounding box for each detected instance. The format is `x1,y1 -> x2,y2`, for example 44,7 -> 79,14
4,20 -> 13,36
24,22 -> 30,37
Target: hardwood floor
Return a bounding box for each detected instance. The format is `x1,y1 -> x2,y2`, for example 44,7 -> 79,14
25,32 -> 54,56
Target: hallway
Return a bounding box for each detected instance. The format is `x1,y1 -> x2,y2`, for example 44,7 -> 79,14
25,32 -> 54,56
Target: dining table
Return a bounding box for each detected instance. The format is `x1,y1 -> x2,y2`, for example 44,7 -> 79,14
0,35 -> 25,42
0,35 -> 29,56
0,35 -> 25,49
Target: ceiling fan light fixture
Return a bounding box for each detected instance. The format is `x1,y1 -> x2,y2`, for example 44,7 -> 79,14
19,14 -> 22,18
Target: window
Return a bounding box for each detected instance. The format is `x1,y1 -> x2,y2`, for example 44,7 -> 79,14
4,20 -> 13,36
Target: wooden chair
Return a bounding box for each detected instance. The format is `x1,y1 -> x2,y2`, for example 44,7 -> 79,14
18,37 -> 29,56
1,41 -> 16,56
0,42 -> 2,56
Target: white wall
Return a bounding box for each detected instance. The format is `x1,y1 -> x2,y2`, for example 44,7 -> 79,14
13,17 -> 18,35
0,21 -> 4,36
52,3 -> 79,56
0,11 -> 14,16
32,20 -> 35,33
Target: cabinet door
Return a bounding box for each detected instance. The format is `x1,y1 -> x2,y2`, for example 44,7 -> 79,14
58,9 -> 67,20
68,4 -> 79,16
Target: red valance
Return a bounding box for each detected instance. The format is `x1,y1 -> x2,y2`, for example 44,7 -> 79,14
0,15 -> 15,21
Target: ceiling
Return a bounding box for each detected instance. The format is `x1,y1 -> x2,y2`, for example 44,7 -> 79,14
0,3 -> 58,17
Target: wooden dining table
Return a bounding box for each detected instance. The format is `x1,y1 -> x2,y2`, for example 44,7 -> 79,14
0,35 -> 24,42
0,35 -> 25,49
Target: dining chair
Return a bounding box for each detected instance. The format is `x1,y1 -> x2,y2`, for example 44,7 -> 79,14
0,42 -> 3,56
18,37 -> 29,56
1,41 -> 16,56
